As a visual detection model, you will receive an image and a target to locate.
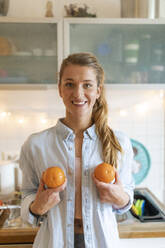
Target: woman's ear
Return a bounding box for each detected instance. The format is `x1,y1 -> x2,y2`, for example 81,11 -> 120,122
58,83 -> 62,97
96,85 -> 102,99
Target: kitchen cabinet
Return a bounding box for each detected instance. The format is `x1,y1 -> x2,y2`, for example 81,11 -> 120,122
1,17 -> 165,89
0,17 -> 63,89
0,226 -> 38,247
64,18 -> 165,89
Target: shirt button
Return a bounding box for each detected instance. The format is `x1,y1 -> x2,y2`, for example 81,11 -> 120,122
67,224 -> 72,227
68,147 -> 72,151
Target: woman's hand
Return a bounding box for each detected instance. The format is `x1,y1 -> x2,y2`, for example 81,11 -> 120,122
92,170 -> 129,209
30,177 -> 67,216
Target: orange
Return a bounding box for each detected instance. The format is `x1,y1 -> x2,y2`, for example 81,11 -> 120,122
94,162 -> 115,183
42,166 -> 66,189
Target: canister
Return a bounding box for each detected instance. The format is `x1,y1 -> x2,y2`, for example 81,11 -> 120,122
0,160 -> 16,195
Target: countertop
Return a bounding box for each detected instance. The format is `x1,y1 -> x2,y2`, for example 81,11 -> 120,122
0,220 -> 165,244
0,188 -> 165,244
118,216 -> 165,238
118,187 -> 165,238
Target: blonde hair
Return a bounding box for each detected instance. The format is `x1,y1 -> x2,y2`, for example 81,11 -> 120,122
59,52 -> 122,168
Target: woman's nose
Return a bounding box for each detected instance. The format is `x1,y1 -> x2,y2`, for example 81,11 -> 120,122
73,85 -> 84,98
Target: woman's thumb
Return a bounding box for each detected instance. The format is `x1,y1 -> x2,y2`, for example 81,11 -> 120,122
114,170 -> 122,185
38,176 -> 45,192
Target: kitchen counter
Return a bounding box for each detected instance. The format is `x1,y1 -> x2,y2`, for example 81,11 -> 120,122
0,227 -> 38,244
0,209 -> 38,244
118,216 -> 165,238
118,187 -> 165,238
0,188 -> 165,244
0,221 -> 165,244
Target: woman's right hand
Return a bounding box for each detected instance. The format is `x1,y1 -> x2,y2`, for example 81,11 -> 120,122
30,177 -> 67,216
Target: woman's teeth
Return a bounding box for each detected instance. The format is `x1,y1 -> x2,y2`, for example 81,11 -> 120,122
72,101 -> 86,105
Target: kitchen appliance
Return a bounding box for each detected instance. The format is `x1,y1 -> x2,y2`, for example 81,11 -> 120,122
0,0 -> 9,16
120,0 -> 160,18
0,160 -> 18,195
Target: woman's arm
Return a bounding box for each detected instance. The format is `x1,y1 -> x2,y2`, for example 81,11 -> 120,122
92,134 -> 135,214
19,138 -> 67,225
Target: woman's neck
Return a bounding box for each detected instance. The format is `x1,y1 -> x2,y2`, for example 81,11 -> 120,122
61,116 -> 93,135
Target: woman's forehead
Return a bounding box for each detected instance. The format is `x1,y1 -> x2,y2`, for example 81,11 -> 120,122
62,64 -> 97,80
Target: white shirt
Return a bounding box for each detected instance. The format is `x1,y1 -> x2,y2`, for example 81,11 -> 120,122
20,119 -> 134,248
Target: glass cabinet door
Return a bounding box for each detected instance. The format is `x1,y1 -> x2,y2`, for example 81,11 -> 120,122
64,19 -> 165,85
0,19 -> 62,86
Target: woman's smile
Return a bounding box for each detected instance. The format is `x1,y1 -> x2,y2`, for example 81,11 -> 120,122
71,100 -> 88,106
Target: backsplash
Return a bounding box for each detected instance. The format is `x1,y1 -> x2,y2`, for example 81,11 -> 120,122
0,87 -> 164,203
107,88 -> 164,203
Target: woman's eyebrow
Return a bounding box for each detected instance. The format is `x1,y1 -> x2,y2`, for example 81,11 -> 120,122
63,79 -> 94,83
64,78 -> 74,81
83,80 -> 93,82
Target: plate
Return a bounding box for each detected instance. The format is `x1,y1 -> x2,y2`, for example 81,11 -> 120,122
131,139 -> 151,185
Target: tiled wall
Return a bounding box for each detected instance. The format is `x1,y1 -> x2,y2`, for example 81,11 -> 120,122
0,88 -> 65,157
107,87 -> 164,202
0,87 -> 164,203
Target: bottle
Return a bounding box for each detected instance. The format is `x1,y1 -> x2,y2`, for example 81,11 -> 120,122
45,1 -> 54,17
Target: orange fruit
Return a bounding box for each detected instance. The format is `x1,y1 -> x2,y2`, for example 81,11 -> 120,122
42,166 -> 66,189
94,162 -> 115,183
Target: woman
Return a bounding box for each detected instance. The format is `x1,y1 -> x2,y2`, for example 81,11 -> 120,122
20,52 -> 134,248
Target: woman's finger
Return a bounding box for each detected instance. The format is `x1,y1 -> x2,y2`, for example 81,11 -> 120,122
92,172 -> 108,188
48,178 -> 67,193
114,170 -> 122,186
37,177 -> 45,193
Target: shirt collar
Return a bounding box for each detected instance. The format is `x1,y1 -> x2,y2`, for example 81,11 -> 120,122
84,124 -> 97,140
55,118 -> 97,141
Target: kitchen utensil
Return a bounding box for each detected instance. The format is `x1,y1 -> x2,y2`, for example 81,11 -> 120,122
0,204 -> 21,209
131,139 -> 151,185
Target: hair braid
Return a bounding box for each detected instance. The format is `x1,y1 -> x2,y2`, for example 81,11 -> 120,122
92,87 -> 122,168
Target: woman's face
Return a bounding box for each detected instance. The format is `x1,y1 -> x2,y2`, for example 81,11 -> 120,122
59,64 -> 101,120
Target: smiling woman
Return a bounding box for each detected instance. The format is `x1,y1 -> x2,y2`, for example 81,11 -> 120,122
58,64 -> 101,124
20,52 -> 134,248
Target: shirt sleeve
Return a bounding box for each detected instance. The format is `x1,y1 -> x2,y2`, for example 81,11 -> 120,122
112,133 -> 135,214
19,138 -> 39,225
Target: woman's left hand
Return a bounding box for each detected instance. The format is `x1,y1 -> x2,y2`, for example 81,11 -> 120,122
92,170 -> 129,209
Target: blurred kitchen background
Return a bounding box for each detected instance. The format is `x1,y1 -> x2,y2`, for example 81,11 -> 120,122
0,0 -> 164,210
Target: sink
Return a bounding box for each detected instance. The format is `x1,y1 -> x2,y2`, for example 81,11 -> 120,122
130,189 -> 165,222
116,188 -> 165,223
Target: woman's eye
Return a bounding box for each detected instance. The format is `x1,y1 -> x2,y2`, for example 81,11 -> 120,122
84,83 -> 92,88
65,82 -> 73,87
